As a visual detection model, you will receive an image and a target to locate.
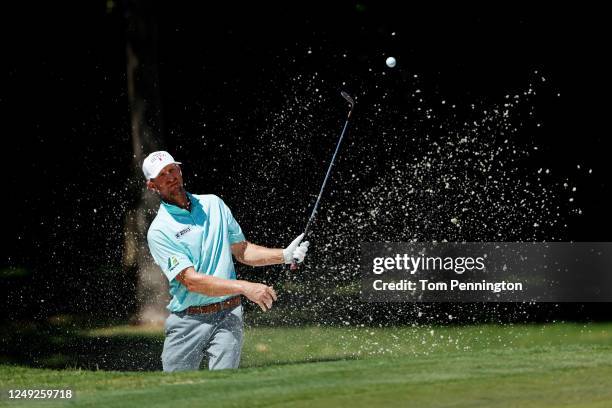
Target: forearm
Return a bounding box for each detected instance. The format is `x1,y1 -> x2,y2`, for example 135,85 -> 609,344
235,242 -> 284,266
180,271 -> 246,297
178,269 -> 277,312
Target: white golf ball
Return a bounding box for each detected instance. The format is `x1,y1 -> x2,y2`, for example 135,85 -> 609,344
385,56 -> 396,68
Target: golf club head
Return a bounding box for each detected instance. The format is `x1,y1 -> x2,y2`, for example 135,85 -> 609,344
341,91 -> 355,108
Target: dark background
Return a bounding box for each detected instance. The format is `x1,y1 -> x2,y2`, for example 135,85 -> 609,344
2,2 -> 610,324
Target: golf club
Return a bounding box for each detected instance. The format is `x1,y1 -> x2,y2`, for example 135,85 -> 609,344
291,91 -> 355,270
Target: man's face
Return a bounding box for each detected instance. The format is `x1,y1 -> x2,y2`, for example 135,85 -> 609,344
146,163 -> 184,198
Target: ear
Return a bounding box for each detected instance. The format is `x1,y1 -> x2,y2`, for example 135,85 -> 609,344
146,180 -> 159,193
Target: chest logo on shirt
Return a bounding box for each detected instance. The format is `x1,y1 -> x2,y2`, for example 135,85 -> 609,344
175,226 -> 192,239
167,256 -> 180,271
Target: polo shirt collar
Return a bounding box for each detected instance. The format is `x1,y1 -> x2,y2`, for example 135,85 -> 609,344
161,192 -> 197,216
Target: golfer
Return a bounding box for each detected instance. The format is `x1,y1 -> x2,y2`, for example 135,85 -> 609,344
142,151 -> 309,372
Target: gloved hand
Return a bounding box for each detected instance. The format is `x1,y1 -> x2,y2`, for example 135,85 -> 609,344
282,233 -> 310,264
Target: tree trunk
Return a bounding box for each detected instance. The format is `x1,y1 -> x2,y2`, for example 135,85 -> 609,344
123,0 -> 168,325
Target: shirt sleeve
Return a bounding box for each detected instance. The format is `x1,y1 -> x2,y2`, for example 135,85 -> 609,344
147,229 -> 194,282
220,198 -> 246,244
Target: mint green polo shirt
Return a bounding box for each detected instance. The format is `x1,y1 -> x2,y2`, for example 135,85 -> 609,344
146,192 -> 246,312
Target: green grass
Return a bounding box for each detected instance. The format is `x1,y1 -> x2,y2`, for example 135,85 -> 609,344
1,323 -> 611,407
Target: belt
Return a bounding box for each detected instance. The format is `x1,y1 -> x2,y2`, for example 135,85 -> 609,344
184,296 -> 241,315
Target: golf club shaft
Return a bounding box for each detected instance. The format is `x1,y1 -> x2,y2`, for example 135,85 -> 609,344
291,107 -> 353,270
302,112 -> 352,238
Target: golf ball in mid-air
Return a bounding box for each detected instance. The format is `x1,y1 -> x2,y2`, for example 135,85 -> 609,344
385,56 -> 396,68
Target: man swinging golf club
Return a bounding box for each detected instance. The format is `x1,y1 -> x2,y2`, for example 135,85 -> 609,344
143,151 -> 309,372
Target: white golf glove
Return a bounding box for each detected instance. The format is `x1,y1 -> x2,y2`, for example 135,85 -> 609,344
283,233 -> 310,264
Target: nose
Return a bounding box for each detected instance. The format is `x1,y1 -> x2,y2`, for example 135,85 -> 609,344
166,174 -> 177,185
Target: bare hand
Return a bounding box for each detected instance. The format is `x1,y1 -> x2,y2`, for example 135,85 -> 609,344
241,281 -> 277,312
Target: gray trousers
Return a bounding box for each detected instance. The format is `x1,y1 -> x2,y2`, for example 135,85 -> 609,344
162,304 -> 244,372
